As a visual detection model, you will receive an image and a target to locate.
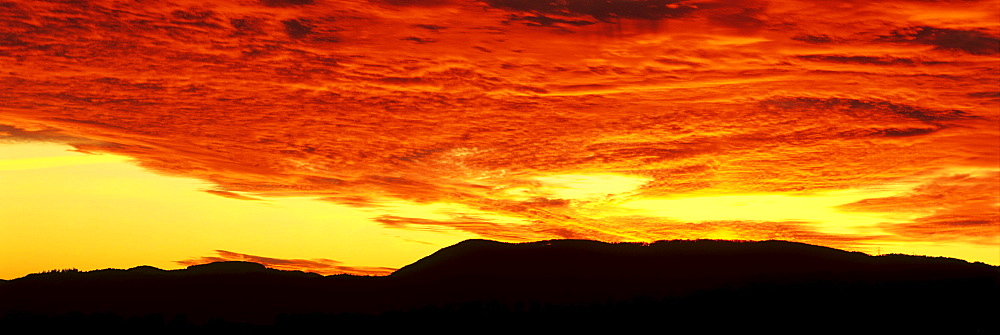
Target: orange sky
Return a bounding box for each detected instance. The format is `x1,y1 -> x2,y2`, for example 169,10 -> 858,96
1,0 -> 998,278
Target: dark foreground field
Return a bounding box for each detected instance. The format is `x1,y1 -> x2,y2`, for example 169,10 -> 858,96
2,239 -> 997,333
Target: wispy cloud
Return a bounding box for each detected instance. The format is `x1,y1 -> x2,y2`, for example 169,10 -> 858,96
203,190 -> 263,201
839,171 -> 1000,244
177,250 -> 397,276
879,26 -> 1000,55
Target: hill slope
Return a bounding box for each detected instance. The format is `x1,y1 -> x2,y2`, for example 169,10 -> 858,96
1,239 -> 997,333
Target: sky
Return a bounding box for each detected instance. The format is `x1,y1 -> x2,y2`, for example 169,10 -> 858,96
0,0 -> 998,279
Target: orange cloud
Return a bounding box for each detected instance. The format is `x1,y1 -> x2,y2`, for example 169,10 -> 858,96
878,26 -> 1000,55
204,189 -> 263,201
840,171 -> 1000,244
177,250 -> 397,276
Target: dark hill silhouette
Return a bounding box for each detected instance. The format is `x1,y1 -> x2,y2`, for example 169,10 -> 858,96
1,239 -> 997,333
183,261 -> 271,274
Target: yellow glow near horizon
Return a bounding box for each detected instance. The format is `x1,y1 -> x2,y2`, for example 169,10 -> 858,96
2,142 -> 996,279
0,142 -> 476,279
620,191 -> 920,236
860,239 -> 1000,265
0,142 -> 131,170
0,154 -> 132,171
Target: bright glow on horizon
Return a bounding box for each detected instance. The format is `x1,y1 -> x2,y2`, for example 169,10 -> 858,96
0,142 -> 131,170
0,142 -> 475,279
620,191 -> 921,235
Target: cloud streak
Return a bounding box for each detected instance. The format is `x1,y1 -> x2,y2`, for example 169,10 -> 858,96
839,171 -> 1000,245
177,250 -> 397,276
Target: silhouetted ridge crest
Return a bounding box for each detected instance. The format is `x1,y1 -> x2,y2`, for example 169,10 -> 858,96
1,239 -> 996,333
390,239 -> 876,280
127,265 -> 168,274
183,261 -> 269,274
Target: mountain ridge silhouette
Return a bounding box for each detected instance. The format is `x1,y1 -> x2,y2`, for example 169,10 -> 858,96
2,239 -> 997,333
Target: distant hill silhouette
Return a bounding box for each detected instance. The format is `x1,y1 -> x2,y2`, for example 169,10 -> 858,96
2,239 -> 997,333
